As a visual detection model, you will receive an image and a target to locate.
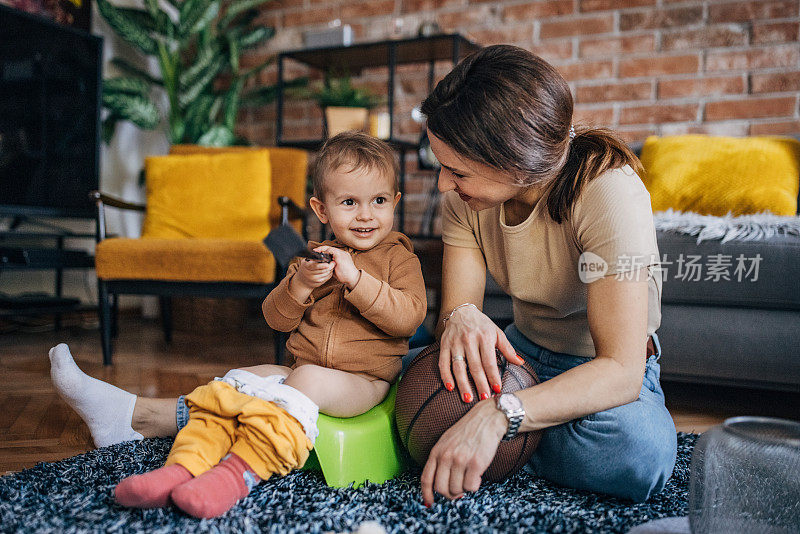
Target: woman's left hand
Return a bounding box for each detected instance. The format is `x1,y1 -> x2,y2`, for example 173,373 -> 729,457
420,399 -> 507,506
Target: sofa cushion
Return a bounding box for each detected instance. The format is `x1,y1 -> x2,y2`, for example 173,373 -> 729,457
640,135 -> 800,216
96,238 -> 276,284
656,231 -> 800,310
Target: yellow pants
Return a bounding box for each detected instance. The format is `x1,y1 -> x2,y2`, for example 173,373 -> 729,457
164,380 -> 312,480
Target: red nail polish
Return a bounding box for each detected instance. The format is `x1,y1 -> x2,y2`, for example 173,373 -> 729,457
463,392 -> 473,403
480,392 -> 489,400
445,382 -> 454,391
492,383 -> 502,394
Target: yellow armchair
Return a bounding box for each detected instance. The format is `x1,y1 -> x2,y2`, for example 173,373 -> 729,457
93,146 -> 307,365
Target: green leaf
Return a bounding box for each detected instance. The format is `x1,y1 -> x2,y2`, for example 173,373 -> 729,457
102,92 -> 161,129
222,8 -> 259,31
208,95 -> 224,124
313,76 -> 381,108
178,0 -> 219,38
179,44 -> 220,89
170,119 -> 186,145
223,78 -> 244,130
103,76 -> 150,97
197,125 -> 235,146
228,37 -> 239,75
143,0 -> 158,18
239,56 -> 275,81
237,26 -> 274,49
96,0 -> 158,55
183,95 -> 215,141
219,0 -> 272,29
116,7 -> 157,32
241,77 -> 307,107
178,55 -> 225,108
101,115 -> 119,144
111,57 -> 163,86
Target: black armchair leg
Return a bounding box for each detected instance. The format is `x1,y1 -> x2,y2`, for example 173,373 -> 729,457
160,296 -> 173,344
98,280 -> 113,366
111,293 -> 119,339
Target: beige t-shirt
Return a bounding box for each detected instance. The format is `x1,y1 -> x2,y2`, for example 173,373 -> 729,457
442,165 -> 662,357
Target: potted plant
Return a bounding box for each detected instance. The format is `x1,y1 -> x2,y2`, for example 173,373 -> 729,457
96,0 -> 306,146
311,76 -> 382,138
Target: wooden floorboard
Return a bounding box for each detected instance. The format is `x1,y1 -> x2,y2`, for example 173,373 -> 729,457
1,312 -> 798,475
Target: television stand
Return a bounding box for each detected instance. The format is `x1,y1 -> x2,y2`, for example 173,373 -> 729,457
0,230 -> 97,324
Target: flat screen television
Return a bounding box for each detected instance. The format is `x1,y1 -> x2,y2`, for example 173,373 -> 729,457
0,4 -> 102,219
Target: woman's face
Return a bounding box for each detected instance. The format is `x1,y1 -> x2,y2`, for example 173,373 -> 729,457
428,129 -> 523,211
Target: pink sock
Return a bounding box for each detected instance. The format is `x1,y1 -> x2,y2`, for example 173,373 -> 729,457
170,453 -> 261,519
115,464 -> 193,508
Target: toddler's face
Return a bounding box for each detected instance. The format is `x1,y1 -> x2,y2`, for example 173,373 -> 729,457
309,165 -> 400,251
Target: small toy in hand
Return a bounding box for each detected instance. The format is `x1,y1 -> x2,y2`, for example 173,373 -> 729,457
297,249 -> 333,263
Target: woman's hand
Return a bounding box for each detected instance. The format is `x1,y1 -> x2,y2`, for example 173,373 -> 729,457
420,399 -> 507,505
439,305 -> 524,403
314,246 -> 360,289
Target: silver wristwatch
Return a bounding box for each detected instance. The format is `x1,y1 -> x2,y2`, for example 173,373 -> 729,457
495,393 -> 525,441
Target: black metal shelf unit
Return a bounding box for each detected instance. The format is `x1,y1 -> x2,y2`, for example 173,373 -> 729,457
274,33 -> 481,233
0,230 -> 96,318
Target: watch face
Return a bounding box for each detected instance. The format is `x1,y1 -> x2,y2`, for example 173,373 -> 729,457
498,393 -> 522,412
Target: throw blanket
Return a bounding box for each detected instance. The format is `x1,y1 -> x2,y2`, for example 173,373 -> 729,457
653,209 -> 800,244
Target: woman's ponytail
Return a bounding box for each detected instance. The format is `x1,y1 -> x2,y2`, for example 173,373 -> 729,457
546,128 -> 643,224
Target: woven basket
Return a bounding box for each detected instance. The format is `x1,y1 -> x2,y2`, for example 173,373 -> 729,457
169,297 -> 247,334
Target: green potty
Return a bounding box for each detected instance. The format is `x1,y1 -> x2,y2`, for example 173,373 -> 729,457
303,382 -> 405,488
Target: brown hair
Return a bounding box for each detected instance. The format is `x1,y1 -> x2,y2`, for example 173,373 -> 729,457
421,45 -> 643,224
311,131 -> 399,199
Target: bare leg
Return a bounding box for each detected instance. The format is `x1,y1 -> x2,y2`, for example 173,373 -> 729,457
132,365 -> 292,438
237,364 -> 292,378
283,365 -> 390,418
131,397 -> 184,438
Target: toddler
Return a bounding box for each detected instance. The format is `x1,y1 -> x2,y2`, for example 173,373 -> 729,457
112,131 -> 427,518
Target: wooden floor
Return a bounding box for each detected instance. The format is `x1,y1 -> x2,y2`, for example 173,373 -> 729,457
2,312 -> 798,475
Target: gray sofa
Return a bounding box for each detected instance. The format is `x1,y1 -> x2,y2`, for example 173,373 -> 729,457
654,230 -> 800,391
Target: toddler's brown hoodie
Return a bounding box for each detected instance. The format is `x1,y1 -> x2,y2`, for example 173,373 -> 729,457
262,231 -> 427,382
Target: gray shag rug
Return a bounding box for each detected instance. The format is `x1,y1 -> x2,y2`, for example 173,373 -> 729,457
0,433 -> 697,534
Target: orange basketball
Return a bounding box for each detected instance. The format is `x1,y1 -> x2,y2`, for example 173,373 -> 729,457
395,342 -> 542,483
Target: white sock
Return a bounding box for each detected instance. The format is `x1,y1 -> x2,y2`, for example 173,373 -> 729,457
49,343 -> 143,448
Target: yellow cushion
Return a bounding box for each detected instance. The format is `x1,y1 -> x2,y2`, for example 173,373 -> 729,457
169,145 -> 308,230
640,135 -> 800,216
96,238 -> 275,284
142,150 -> 272,240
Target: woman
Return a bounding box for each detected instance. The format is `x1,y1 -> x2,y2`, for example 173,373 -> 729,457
49,44 -> 675,505
416,44 -> 675,505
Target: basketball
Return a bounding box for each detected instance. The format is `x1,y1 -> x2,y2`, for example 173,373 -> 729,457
395,342 -> 542,483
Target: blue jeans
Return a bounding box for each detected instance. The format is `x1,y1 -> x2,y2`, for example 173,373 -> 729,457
505,324 -> 677,502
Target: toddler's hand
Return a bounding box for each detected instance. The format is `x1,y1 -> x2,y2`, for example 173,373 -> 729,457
294,257 -> 335,291
314,246 -> 360,289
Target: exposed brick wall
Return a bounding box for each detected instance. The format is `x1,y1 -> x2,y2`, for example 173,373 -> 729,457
235,0 -> 800,234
